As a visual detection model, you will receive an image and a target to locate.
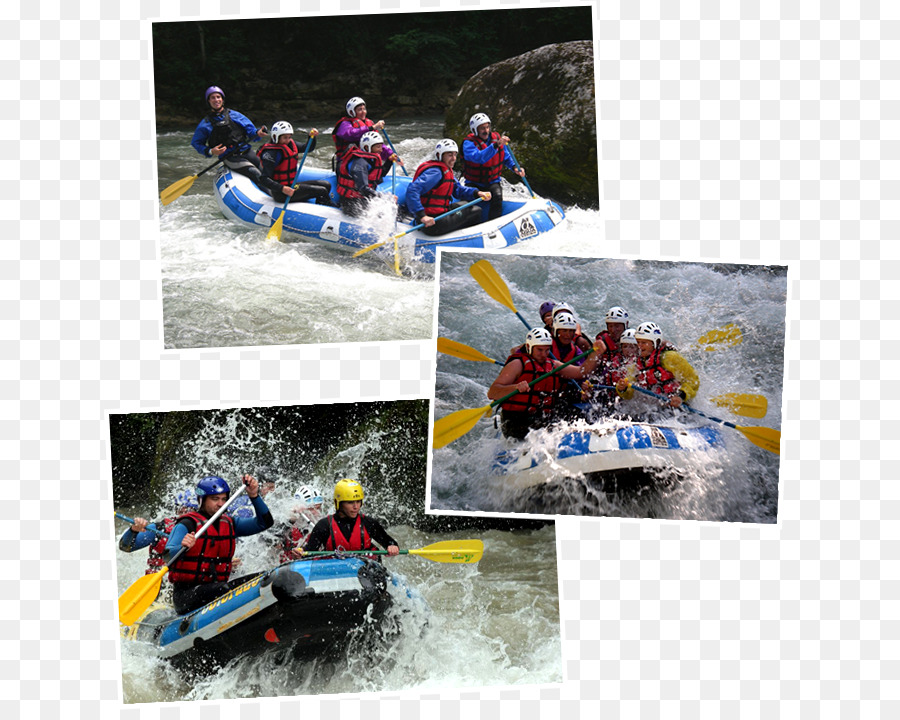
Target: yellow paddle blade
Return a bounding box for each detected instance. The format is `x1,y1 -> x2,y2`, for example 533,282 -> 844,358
160,174 -> 198,206
469,259 -> 518,314
437,337 -> 498,364
118,567 -> 168,626
433,405 -> 493,449
711,392 -> 768,419
408,539 -> 484,564
393,234 -> 401,275
266,212 -> 285,242
737,425 -> 781,455
696,323 -> 743,350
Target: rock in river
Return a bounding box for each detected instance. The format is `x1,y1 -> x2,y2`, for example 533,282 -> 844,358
444,40 -> 597,208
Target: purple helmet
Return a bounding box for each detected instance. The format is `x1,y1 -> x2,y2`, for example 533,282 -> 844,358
539,301 -> 555,318
205,86 -> 224,103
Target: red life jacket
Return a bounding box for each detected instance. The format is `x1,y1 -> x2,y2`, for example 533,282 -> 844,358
412,160 -> 455,216
462,131 -> 505,185
500,351 -> 563,415
257,139 -> 299,185
324,513 -> 374,552
278,525 -> 308,564
636,346 -> 680,397
336,146 -> 384,199
332,116 -> 375,158
551,338 -> 579,364
146,517 -> 177,574
595,330 -> 619,358
167,511 -> 237,584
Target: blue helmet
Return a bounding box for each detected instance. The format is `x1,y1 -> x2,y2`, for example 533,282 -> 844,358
197,475 -> 230,499
205,85 -> 224,103
174,488 -> 199,513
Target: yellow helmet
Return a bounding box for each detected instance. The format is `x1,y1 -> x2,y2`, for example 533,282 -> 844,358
333,478 -> 364,510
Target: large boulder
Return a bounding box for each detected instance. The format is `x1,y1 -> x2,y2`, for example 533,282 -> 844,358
444,40 -> 598,208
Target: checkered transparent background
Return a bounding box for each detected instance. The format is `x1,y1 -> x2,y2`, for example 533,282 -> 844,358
6,0 -> 895,717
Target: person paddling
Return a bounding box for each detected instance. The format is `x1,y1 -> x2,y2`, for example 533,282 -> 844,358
332,97 -> 402,173
164,474 -> 274,615
256,121 -> 333,206
615,322 -> 700,408
489,327 -> 605,440
462,112 -> 526,220
299,479 -> 399,559
275,485 -> 327,562
118,489 -> 198,575
190,86 -> 268,184
336,131 -> 396,217
406,140 -> 492,236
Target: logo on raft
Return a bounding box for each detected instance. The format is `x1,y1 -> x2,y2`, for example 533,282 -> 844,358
200,575 -> 263,615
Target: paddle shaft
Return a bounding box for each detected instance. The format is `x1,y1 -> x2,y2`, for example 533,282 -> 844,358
381,128 -> 408,176
115,512 -> 169,539
401,197 -> 484,238
504,144 -> 535,197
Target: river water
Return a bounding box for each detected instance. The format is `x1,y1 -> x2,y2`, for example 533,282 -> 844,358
157,116 -> 568,349
114,405 -> 561,702
430,252 -> 786,523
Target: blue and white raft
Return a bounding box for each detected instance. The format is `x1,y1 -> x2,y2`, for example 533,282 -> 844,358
121,556 -> 421,670
214,167 -> 566,263
492,421 -> 726,491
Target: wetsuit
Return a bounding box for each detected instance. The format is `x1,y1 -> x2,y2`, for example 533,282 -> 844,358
257,135 -> 333,205
302,512 -> 397,554
190,106 -> 264,183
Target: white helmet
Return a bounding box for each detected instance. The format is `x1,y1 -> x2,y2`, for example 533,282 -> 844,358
271,121 -> 294,143
619,328 -> 637,345
360,131 -> 383,154
634,321 -> 663,348
553,312 -> 577,332
604,306 -> 629,327
469,112 -> 491,133
552,302 -> 574,318
294,484 -> 324,506
525,327 -> 554,354
346,96 -> 366,116
433,138 -> 458,162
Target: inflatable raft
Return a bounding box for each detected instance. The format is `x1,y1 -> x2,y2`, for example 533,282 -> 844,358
121,556 -> 418,670
492,420 -> 726,491
213,167 -> 566,263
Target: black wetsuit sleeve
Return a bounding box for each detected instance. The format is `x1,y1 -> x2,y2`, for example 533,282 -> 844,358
301,517 -> 333,552
362,516 -> 398,549
258,148 -> 286,195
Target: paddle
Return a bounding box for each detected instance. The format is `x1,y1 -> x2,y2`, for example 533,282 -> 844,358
381,128 -> 409,176
352,197 -> 485,259
118,483 -> 248,626
469,259 -> 532,330
709,392 -> 767,418
504,144 -> 535,198
627,384 -> 780,455
691,323 -> 742,351
303,539 -> 484,564
267,136 -> 314,243
114,512 -> 169,539
160,149 -> 235,206
437,337 -> 503,365
434,346 -> 597,449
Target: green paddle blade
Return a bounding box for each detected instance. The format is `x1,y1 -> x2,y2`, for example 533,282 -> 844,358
433,405 -> 493,449
696,323 -> 742,350
469,259 -> 518,314
118,567 -> 168,626
437,337 -> 499,364
737,425 -> 781,455
408,539 -> 484,564
266,212 -> 285,242
160,174 -> 198,206
710,392 -> 768,418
